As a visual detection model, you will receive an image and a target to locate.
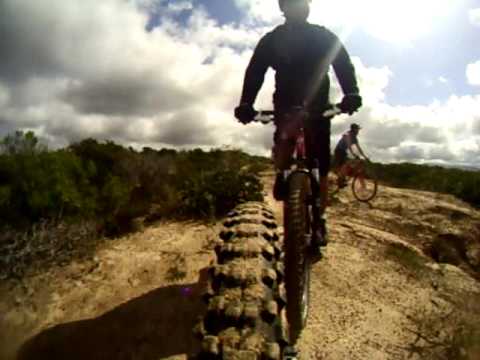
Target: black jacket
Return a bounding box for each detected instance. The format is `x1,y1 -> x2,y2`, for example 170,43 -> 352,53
240,22 -> 359,112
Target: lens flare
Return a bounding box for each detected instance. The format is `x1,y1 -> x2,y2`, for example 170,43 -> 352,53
309,0 -> 456,45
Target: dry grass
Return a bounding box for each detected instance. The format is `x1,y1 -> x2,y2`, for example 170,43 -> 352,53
0,219 -> 99,280
402,302 -> 480,359
165,253 -> 188,281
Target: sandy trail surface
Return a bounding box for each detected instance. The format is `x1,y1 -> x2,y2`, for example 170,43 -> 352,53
1,222 -> 217,360
262,173 -> 480,359
1,173 -> 479,359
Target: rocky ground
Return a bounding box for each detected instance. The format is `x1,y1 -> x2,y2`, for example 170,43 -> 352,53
1,173 -> 479,359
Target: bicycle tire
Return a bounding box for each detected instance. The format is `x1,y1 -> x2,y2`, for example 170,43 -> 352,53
352,168 -> 378,202
194,202 -> 287,359
283,172 -> 312,344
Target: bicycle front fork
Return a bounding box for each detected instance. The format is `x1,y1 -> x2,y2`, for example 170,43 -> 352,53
310,161 -> 323,238
280,160 -> 323,232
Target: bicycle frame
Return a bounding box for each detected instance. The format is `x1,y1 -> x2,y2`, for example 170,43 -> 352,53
345,158 -> 364,177
294,128 -> 307,163
255,104 -> 342,178
255,105 -> 344,211
278,109 -> 319,183
279,110 -> 322,242
346,158 -> 378,202
253,104 -> 346,345
350,159 -> 366,188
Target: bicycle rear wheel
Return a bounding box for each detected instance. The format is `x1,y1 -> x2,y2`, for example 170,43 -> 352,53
283,171 -> 312,344
352,167 -> 378,202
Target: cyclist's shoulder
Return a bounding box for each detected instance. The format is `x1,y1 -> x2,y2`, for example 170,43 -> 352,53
265,23 -> 338,46
307,23 -> 326,31
252,29 -> 276,52
267,24 -> 288,37
265,24 -> 288,35
258,25 -> 284,44
269,22 -> 324,34
306,23 -> 337,36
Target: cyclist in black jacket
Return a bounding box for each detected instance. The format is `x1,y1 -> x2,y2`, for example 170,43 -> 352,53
234,0 -> 362,249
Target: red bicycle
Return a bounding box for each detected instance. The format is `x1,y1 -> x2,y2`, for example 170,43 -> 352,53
255,104 -> 344,344
337,157 -> 378,202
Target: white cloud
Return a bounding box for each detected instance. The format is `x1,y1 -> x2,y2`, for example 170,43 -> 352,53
320,52 -> 480,166
167,1 -> 193,13
133,0 -> 193,16
466,61 -> 480,86
352,95 -> 480,165
352,58 -> 392,104
233,0 -> 282,23
0,0 -> 479,167
0,83 -> 9,108
235,0 -> 457,45
469,8 -> 480,26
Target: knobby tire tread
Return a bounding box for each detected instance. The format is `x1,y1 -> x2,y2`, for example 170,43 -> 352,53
195,202 -> 286,359
283,172 -> 311,344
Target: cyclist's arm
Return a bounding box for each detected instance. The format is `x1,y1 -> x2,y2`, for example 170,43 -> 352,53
346,135 -> 358,158
355,142 -> 368,160
348,144 -> 359,158
325,29 -> 360,96
239,36 -> 271,106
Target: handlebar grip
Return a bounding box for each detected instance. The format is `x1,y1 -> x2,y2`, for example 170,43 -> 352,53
322,105 -> 343,117
257,110 -> 275,116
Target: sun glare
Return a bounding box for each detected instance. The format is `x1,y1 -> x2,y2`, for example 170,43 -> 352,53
310,0 -> 456,44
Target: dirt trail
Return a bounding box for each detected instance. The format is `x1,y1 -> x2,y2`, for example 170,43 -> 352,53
1,173 -> 480,359
1,222 -> 217,360
262,173 -> 480,359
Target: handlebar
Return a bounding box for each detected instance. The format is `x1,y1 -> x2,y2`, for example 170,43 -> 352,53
253,104 -> 344,124
322,105 -> 343,117
351,156 -> 371,163
254,110 -> 276,124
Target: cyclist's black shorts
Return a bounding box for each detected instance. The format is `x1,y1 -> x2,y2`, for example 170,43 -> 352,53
273,111 -> 331,177
334,147 -> 347,167
306,115 -> 331,177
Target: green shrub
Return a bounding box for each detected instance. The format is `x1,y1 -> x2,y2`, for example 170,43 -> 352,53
370,162 -> 480,208
0,131 -> 267,233
178,168 -> 263,219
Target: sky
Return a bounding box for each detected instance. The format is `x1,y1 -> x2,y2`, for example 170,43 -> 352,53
0,0 -> 479,167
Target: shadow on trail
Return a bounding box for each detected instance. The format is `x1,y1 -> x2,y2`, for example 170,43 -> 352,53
17,270 -> 208,360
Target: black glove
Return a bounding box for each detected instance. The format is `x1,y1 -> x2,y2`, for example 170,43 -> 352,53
234,103 -> 256,124
339,94 -> 362,115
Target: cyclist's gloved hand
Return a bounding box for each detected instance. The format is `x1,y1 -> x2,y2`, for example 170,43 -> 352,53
234,103 -> 256,124
340,94 -> 362,115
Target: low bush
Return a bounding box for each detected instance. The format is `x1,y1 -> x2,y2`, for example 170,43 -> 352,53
369,162 -> 480,208
0,131 -> 267,235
